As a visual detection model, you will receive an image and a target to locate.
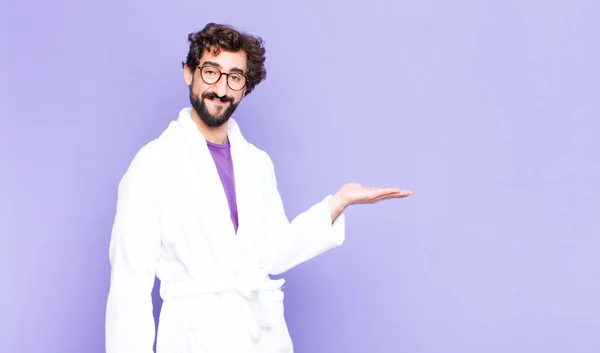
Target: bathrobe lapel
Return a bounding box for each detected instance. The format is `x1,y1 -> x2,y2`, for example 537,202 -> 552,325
174,108 -> 262,277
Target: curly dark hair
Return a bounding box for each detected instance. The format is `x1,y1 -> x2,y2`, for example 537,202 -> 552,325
182,23 -> 267,95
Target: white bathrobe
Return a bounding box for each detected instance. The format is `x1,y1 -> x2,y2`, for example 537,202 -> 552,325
105,107 -> 345,353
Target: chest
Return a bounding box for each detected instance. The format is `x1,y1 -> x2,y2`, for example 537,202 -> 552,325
155,148 -> 269,238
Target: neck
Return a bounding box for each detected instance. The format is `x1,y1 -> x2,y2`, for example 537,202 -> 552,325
190,109 -> 229,144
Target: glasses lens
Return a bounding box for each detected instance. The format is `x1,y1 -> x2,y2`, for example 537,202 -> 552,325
228,74 -> 246,90
201,67 -> 220,83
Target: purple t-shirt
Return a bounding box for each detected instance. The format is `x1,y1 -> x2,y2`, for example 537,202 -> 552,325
207,139 -> 238,233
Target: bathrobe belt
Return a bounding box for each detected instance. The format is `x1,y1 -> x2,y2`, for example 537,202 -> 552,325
161,276 -> 286,340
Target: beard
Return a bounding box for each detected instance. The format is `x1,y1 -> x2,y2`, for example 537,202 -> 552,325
190,86 -> 239,128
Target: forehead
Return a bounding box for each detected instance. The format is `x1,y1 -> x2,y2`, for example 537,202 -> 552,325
199,48 -> 248,73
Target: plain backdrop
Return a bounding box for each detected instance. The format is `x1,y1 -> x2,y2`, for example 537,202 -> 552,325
1,0 -> 598,352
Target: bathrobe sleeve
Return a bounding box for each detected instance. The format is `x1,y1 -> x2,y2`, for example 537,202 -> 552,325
260,153 -> 346,275
105,149 -> 161,353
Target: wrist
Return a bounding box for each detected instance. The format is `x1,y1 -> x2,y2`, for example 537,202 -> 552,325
329,192 -> 348,217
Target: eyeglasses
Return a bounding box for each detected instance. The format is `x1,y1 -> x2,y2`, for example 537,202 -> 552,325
197,66 -> 247,91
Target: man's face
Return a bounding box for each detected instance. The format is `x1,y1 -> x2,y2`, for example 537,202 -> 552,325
184,48 -> 248,127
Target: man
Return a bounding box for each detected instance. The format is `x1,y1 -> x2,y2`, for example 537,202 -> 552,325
105,23 -> 412,353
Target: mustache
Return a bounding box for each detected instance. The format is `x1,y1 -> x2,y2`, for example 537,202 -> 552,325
202,92 -> 234,103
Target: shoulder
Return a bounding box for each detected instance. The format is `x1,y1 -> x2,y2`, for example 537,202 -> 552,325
239,138 -> 275,175
248,142 -> 273,164
229,119 -> 275,171
122,122 -> 180,179
243,143 -> 279,188
118,140 -> 161,190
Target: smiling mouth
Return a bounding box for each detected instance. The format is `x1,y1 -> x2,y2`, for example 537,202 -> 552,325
206,97 -> 229,104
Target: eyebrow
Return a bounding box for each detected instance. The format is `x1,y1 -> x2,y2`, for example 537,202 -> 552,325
201,61 -> 245,75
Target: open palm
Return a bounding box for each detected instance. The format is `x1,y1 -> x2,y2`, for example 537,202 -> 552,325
339,182 -> 412,205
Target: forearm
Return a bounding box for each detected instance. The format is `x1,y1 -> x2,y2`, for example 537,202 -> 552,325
106,276 -> 156,353
264,195 -> 346,275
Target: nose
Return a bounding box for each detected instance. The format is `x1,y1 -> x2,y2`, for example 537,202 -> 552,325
213,74 -> 229,97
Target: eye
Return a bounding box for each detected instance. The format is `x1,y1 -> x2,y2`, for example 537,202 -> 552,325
203,68 -> 218,76
230,75 -> 241,82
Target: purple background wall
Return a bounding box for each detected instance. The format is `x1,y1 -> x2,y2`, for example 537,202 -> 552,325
1,0 -> 599,352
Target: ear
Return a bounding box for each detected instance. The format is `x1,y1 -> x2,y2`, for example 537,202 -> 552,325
183,64 -> 194,86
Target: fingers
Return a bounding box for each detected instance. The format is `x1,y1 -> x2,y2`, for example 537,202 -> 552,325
370,189 -> 412,203
372,188 -> 412,197
368,187 -> 411,194
351,187 -> 412,205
